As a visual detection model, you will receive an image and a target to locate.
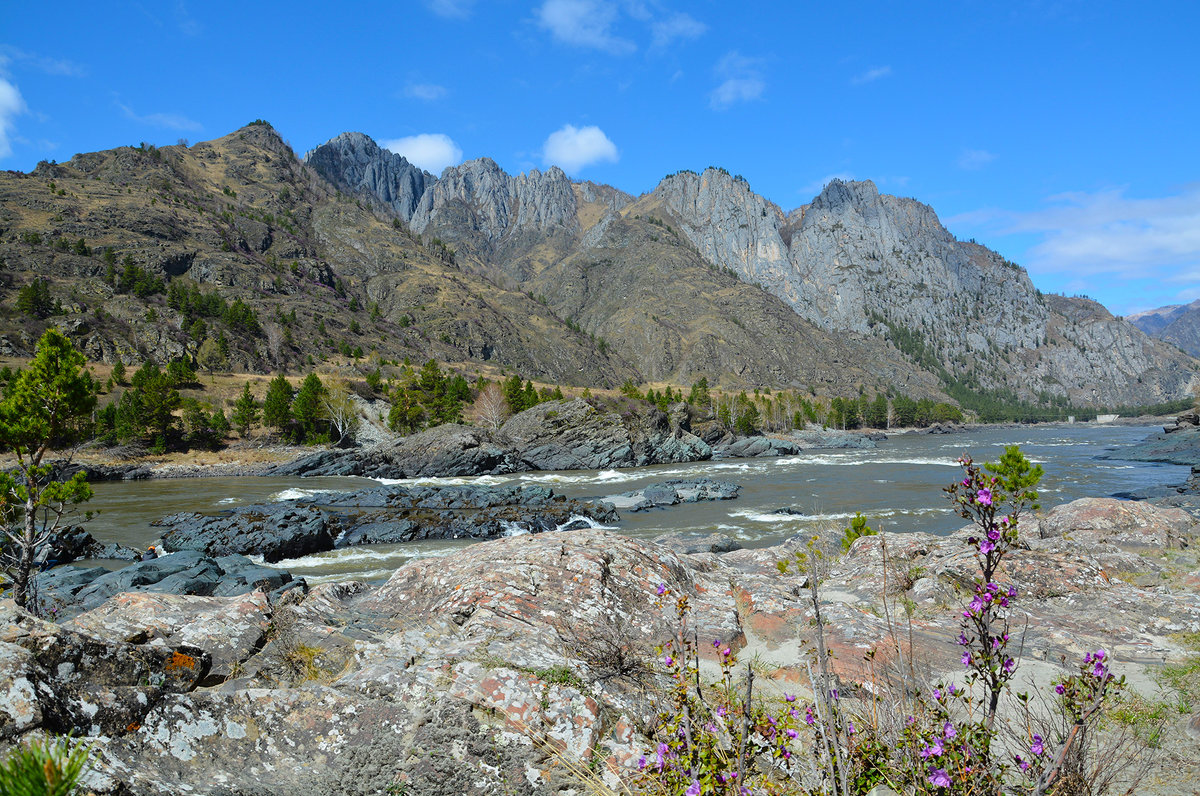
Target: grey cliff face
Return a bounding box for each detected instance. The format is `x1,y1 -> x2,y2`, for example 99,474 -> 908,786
408,157 -> 580,241
651,172 -> 1199,405
305,132 -> 435,221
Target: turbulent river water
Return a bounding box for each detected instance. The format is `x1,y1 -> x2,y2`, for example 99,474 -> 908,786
80,424 -> 1186,585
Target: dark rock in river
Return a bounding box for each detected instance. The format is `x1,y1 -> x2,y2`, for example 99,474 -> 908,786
41,526 -> 141,567
788,428 -> 880,450
714,435 -> 801,458
606,478 -> 740,512
150,484 -> 619,558
157,504 -> 334,563
1102,424 -> 1200,466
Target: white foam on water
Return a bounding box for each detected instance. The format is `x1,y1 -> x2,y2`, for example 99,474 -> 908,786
555,514 -> 619,532
270,488 -> 331,501
302,568 -> 399,585
216,497 -> 240,505
374,474 -> 512,487
501,520 -> 530,537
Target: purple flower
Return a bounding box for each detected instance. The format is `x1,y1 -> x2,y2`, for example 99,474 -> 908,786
805,707 -> 815,725
829,688 -> 839,701
713,638 -> 722,648
786,728 -> 798,739
976,488 -> 993,506
847,722 -> 855,734
944,721 -> 956,739
1093,661 -> 1108,679
686,780 -> 701,796
655,742 -> 669,770
663,655 -> 674,666
1055,683 -> 1066,695
1095,648 -> 1107,660
932,687 -> 942,699
979,539 -> 996,554
656,583 -> 666,596
1031,734 -> 1044,756
785,693 -> 796,702
637,755 -> 647,770
962,651 -> 972,667
1003,657 -> 1016,674
929,768 -> 951,788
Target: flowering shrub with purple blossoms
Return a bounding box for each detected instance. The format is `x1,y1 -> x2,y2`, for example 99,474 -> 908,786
632,446 -> 1137,796
633,586 -> 803,795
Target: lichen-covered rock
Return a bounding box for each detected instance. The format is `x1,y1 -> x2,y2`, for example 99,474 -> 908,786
0,602 -> 208,739
63,592 -> 271,683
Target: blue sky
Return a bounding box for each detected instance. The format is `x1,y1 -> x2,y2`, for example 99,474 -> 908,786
2,1 -> 1197,315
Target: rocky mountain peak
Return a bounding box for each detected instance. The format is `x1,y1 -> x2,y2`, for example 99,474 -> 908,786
810,178 -> 880,210
304,132 -> 434,222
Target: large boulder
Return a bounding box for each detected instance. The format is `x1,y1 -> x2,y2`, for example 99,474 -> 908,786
156,503 -> 334,562
1038,497 -> 1197,549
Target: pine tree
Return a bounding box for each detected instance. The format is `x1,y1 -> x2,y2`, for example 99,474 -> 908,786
291,373 -> 326,442
262,374 -> 293,433
0,330 -> 97,609
231,382 -> 260,436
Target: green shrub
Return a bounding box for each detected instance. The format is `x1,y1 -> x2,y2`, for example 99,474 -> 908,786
0,734 -> 91,796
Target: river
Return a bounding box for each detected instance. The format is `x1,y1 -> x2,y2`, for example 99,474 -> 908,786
79,423 -> 1186,585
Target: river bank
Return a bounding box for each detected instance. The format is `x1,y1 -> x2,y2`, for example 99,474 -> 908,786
28,400 -> 1183,486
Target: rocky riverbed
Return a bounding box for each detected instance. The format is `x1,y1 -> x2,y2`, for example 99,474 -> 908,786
2,495 -> 1199,795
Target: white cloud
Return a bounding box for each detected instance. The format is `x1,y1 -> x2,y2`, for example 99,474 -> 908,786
404,82 -> 446,100
0,46 -> 86,77
382,133 -> 463,174
0,78 -> 27,159
851,65 -> 891,85
950,186 -> 1200,292
709,51 -> 764,110
542,124 -> 618,174
958,148 -> 997,170
537,0 -> 635,54
427,0 -> 474,18
118,102 -> 201,132
651,12 -> 706,48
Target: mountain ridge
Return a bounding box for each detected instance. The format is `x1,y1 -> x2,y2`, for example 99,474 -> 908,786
305,133 -> 1196,407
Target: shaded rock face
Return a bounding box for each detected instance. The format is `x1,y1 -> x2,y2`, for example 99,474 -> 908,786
152,483 -> 619,560
304,132 -> 435,221
649,171 -> 1199,405
4,497 -> 1200,794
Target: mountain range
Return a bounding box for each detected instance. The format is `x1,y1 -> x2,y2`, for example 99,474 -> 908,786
1129,299 -> 1200,359
1,121 -> 1196,410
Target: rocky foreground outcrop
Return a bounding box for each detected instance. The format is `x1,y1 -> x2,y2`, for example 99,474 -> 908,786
2,497 -> 1198,794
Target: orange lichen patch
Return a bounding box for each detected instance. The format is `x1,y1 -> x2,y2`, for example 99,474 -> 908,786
126,722 -> 142,732
166,651 -> 198,673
